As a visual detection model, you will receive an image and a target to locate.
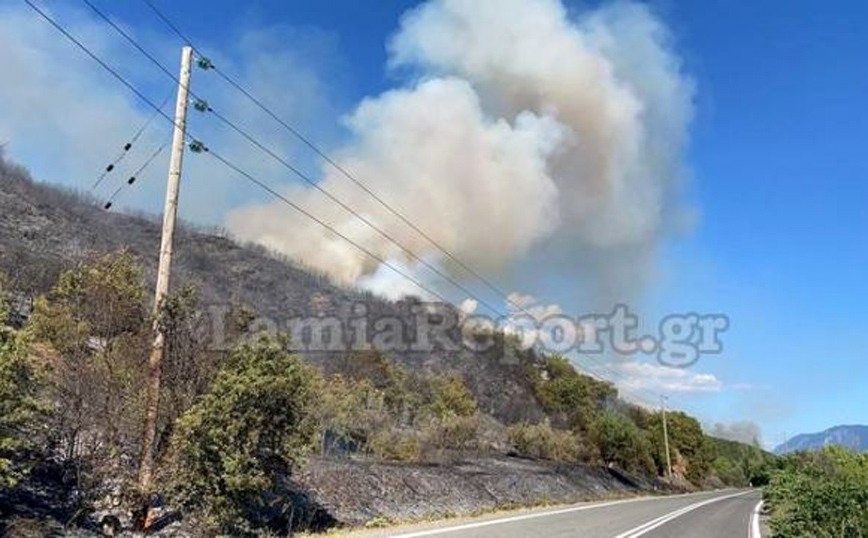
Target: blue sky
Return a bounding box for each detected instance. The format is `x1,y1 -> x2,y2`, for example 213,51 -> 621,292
658,0 -> 868,443
2,0 -> 866,446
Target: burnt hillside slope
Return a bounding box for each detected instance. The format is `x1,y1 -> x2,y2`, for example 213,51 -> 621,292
0,153 -> 546,424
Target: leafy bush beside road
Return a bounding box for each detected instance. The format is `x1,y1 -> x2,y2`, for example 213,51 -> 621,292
589,412 -> 654,474
764,446 -> 868,537
169,336 -> 322,533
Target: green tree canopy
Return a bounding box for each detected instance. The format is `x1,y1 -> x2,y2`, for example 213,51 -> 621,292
590,411 -> 654,474
169,335 -> 322,532
533,354 -> 617,432
0,332 -> 41,488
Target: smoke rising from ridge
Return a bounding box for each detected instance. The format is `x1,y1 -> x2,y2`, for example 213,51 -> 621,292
226,0 -> 694,304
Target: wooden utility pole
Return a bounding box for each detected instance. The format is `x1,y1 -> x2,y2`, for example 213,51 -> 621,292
138,46 -> 193,492
661,395 -> 673,480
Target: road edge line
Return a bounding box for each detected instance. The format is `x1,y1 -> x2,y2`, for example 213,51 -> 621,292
613,490 -> 754,538
750,499 -> 764,538
387,490 -> 736,538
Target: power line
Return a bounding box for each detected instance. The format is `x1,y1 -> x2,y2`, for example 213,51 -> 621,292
134,4 -> 697,404
32,0 -> 715,425
80,0 -> 189,92
139,0 -> 539,316
205,148 -> 458,306
25,0 -> 454,308
135,1 -> 723,419
83,0 -> 505,317
206,108 -> 504,315
141,0 -> 198,52
103,140 -> 168,210
22,0 -> 172,127
30,0 -> 576,364
92,91 -> 172,190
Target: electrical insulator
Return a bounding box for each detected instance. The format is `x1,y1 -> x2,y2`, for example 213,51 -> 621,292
127,177 -> 136,185
104,202 -> 113,210
193,99 -> 209,112
189,140 -> 206,153
196,56 -> 214,70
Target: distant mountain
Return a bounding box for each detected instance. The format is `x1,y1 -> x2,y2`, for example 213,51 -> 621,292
775,425 -> 868,455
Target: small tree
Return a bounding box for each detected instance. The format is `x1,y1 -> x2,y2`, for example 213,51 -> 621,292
422,374 -> 479,451
29,252 -> 149,467
647,410 -> 715,483
427,374 -> 478,420
169,335 -> 321,533
533,355 -> 617,432
0,332 -> 41,489
319,375 -> 387,454
154,287 -> 225,458
507,420 -> 582,462
589,412 -> 654,474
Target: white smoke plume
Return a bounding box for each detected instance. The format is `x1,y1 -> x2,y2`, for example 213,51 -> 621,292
709,421 -> 763,446
227,0 -> 694,303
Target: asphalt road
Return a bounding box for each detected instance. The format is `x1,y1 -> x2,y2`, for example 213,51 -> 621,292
359,489 -> 763,538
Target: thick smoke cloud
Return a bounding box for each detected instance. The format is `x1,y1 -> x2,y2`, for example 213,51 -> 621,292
227,0 -> 694,302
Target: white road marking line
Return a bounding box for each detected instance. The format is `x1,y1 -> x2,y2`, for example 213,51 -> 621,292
749,499 -> 764,538
385,490 -> 739,538
613,490 -> 754,538
388,498 -> 638,538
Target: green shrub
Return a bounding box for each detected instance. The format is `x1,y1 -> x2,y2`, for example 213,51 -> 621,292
1,271 -> 43,489
507,420 -> 581,462
709,436 -> 771,487
420,374 -> 479,451
32,252 -> 146,345
647,411 -> 715,483
764,447 -> 868,537
28,252 -> 150,479
0,332 -> 41,489
368,429 -> 422,462
427,374 -> 478,420
169,336 -> 321,533
319,374 -> 387,452
712,456 -> 748,487
425,414 -> 480,451
589,412 -> 654,474
532,355 -> 617,432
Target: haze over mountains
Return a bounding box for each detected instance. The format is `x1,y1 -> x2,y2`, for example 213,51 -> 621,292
774,425 -> 868,455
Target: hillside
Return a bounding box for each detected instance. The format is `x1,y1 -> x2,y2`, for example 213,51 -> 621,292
0,152 -> 547,425
775,425 -> 868,454
0,153 -> 767,534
